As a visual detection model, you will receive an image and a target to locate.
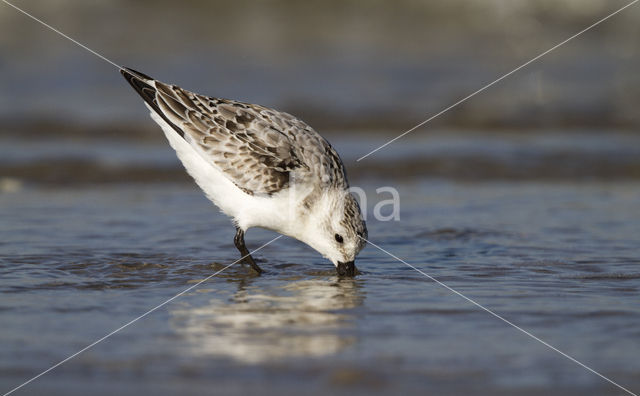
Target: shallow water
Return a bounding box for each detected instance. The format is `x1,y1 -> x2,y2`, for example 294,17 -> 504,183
1,152 -> 640,395
2,1 -> 639,393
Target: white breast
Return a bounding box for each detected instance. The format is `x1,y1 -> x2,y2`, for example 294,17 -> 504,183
148,106 -> 306,236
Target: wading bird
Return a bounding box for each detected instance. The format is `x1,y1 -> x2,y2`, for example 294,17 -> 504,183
121,68 -> 366,276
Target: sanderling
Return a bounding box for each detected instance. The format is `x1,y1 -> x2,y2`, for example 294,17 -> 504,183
121,67 -> 367,276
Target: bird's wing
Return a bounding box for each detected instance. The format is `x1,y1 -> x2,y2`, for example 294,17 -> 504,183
122,68 -> 305,195
253,104 -> 349,190
121,67 -> 348,194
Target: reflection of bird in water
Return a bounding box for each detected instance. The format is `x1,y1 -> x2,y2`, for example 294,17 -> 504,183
121,68 -> 367,276
169,279 -> 364,363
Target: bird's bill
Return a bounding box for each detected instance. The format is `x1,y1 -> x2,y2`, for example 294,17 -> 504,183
336,261 -> 356,277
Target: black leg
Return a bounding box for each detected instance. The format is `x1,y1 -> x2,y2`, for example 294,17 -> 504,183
234,227 -> 263,275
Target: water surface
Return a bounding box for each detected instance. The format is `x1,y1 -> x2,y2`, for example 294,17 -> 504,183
1,142 -> 639,395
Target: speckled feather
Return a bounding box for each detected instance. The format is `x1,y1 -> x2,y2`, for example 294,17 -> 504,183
151,81 -> 348,196
122,67 -> 367,267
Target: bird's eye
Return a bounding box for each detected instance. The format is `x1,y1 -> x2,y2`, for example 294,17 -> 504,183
334,234 -> 344,243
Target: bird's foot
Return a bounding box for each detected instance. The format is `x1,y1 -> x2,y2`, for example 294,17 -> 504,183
243,254 -> 263,275
234,227 -> 263,275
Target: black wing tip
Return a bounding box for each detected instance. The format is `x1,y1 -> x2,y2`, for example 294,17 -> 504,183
120,66 -> 156,101
120,67 -> 185,139
120,66 -> 155,82
120,67 -> 157,99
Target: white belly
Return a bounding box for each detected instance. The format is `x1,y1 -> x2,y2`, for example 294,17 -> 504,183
148,106 -> 303,235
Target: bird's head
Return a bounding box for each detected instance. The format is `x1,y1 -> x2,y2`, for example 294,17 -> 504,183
300,189 -> 367,277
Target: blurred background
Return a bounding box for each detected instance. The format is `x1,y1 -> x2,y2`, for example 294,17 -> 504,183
1,1 -> 640,395
2,0 -> 640,184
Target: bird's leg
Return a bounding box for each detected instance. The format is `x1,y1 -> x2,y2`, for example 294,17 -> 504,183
234,227 -> 263,275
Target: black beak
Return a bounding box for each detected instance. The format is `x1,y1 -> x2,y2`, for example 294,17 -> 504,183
336,261 -> 356,277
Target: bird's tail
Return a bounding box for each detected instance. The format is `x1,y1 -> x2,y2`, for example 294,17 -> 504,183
120,67 -> 185,138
